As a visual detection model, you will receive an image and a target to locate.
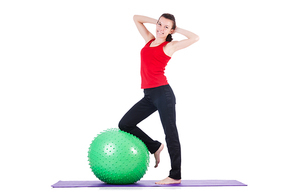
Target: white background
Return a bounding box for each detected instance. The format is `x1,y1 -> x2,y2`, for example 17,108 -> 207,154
1,0 -> 295,195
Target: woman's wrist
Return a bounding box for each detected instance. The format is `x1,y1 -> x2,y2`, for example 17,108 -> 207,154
174,27 -> 199,40
174,27 -> 183,34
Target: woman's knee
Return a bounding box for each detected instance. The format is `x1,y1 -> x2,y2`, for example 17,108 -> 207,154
119,118 -> 134,131
118,120 -> 126,131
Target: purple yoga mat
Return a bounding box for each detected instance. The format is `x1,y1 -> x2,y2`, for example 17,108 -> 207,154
52,180 -> 247,188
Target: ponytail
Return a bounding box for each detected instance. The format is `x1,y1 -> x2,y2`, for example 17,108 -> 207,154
166,34 -> 173,42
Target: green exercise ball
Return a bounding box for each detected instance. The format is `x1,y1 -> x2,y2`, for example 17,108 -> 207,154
88,128 -> 150,184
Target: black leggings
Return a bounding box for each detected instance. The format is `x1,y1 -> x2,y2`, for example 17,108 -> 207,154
118,84 -> 181,180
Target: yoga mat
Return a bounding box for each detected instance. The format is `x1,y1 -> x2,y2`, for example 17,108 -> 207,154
52,180 -> 247,188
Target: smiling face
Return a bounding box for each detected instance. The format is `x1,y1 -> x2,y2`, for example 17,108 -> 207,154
156,17 -> 174,39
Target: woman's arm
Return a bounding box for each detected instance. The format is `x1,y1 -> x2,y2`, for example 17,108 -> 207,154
165,27 -> 199,56
133,15 -> 157,43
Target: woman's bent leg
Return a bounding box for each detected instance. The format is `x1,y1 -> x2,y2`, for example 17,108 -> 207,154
118,96 -> 161,154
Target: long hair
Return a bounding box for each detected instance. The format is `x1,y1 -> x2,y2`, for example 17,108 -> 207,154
158,13 -> 176,42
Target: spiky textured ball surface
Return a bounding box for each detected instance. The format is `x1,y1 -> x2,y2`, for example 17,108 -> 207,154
88,128 -> 150,184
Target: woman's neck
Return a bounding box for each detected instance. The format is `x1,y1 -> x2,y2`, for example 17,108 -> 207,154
154,37 -> 166,44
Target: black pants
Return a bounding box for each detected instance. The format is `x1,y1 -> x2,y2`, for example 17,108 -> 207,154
118,84 -> 181,180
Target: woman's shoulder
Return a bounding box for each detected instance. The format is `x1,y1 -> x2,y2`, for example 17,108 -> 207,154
163,41 -> 179,57
164,41 -> 179,50
166,41 -> 179,46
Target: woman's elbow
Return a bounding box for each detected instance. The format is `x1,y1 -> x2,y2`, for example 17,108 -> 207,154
194,35 -> 200,42
133,15 -> 141,22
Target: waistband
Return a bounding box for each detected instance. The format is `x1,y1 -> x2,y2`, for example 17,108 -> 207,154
144,84 -> 170,91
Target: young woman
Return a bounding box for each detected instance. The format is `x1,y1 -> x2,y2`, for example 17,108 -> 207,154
118,14 -> 199,185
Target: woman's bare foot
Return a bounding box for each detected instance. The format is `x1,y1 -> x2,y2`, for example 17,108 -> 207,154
154,144 -> 164,168
155,177 -> 181,185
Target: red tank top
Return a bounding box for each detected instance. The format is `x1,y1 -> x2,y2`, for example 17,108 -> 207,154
140,39 -> 171,89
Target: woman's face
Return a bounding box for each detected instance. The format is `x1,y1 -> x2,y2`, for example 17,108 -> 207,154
156,17 -> 174,39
